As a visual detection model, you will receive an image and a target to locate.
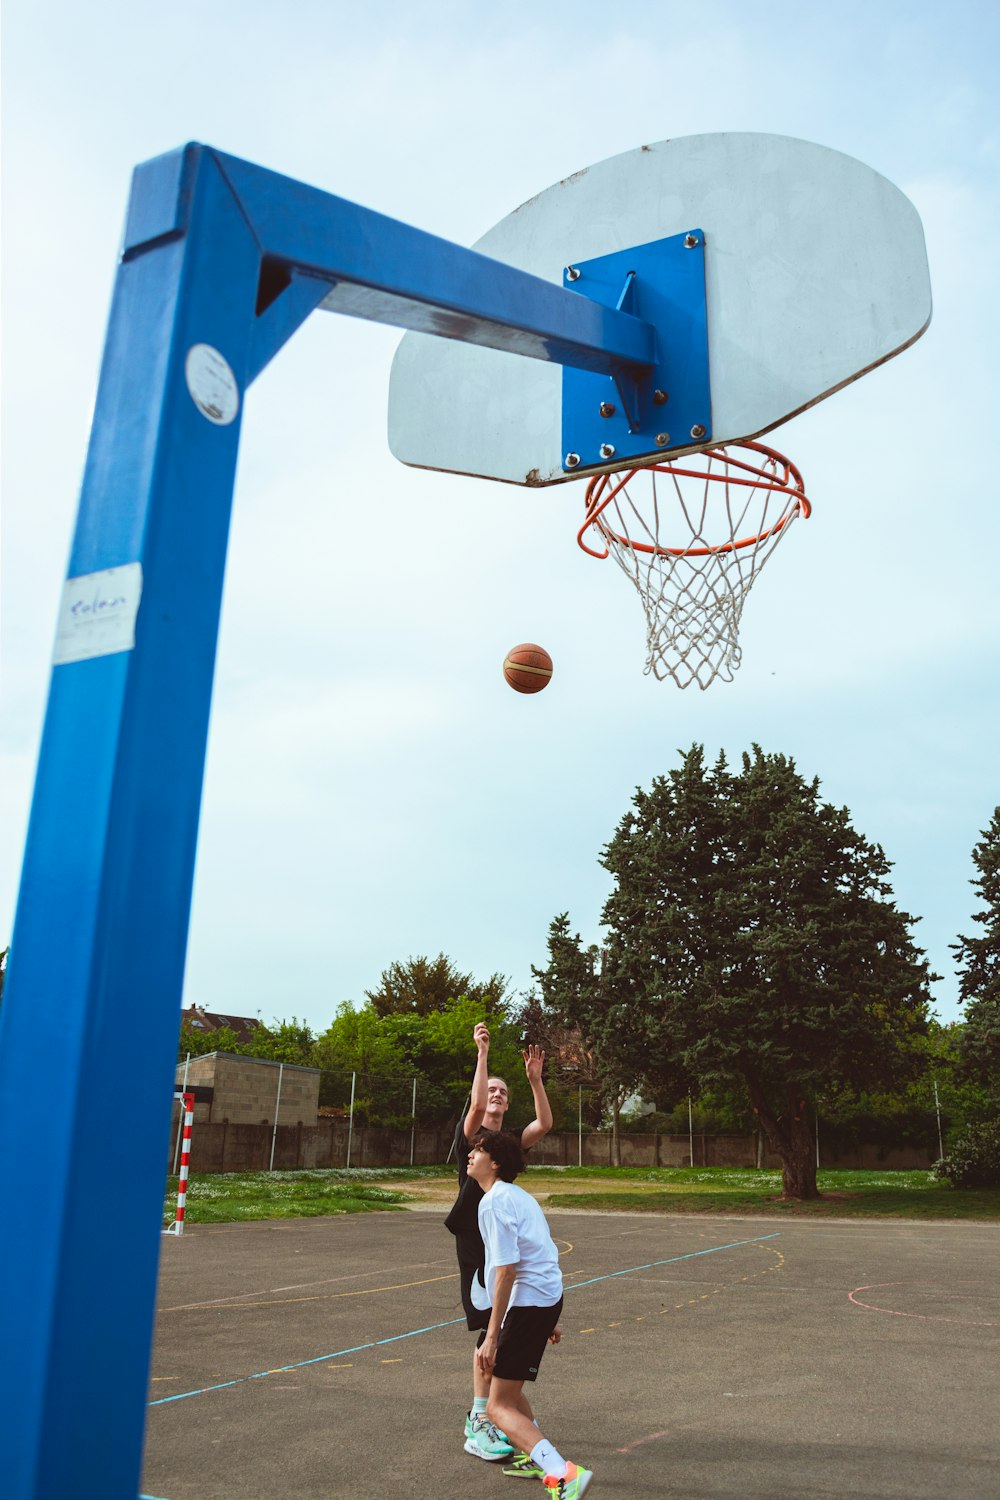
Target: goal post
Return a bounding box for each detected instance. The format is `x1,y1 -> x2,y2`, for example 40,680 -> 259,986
162,1092 -> 195,1237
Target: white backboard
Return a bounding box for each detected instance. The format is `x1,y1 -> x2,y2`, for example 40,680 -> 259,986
388,133 -> 931,486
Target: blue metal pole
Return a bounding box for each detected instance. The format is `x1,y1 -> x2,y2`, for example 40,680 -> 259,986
0,145 -> 325,1500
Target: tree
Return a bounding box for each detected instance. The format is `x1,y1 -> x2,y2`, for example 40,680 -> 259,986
953,808 -> 1000,1093
311,995 -> 526,1126
528,915 -> 683,1161
515,985 -> 608,1132
244,1017 -> 315,1065
550,746 -> 934,1199
366,953 -> 510,1017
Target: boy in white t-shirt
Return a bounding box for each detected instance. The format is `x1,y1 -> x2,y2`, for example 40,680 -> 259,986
467,1130 -> 593,1499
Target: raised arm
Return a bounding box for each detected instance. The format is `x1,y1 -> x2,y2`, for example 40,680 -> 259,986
463,1022 -> 492,1140
519,1045 -> 553,1150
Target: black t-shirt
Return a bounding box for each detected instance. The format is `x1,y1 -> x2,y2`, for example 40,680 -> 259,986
445,1117 -> 524,1262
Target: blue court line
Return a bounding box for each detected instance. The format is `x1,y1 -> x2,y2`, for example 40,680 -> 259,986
147,1315 -> 467,1405
148,1231 -> 780,1408
563,1230 -> 782,1291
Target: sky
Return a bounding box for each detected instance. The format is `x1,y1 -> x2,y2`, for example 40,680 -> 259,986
2,0 -> 997,1037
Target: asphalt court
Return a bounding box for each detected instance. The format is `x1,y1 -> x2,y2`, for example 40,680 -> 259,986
143,1210 -> 999,1500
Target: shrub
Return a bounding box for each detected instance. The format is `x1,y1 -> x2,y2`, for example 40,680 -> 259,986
932,1119 -> 1000,1188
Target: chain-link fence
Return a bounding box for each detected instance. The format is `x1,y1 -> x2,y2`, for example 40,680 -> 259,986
170,1052 -> 956,1174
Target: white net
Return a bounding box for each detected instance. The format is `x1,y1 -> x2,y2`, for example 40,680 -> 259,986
579,443 -> 810,690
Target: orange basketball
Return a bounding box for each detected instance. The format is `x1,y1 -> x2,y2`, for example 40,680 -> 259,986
503,642 -> 553,694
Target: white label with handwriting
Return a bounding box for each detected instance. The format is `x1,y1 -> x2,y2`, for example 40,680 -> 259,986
53,563 -> 143,665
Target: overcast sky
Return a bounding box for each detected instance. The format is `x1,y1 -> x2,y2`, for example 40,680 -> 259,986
2,1 -> 997,1036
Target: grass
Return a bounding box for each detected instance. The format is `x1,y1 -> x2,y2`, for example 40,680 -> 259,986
538,1167 -> 1000,1220
164,1164 -> 1000,1225
162,1169 -> 410,1224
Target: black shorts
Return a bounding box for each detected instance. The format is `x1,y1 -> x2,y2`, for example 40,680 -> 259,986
476,1297 -> 563,1382
459,1258 -> 491,1331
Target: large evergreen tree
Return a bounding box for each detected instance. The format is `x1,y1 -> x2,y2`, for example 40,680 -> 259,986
365,953 -> 510,1017
539,745 -> 935,1199
953,808 -> 1000,1092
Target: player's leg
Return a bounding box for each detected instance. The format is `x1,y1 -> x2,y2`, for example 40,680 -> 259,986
486,1376 -> 540,1458
487,1302 -> 592,1496
460,1259 -> 513,1460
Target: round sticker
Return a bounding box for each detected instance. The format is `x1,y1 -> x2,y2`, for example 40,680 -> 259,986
185,344 -> 240,426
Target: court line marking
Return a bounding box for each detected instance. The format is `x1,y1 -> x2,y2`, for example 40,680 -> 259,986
849,1281 -> 996,1328
147,1315 -> 468,1404
564,1232 -> 781,1292
161,1259 -> 457,1311
148,1232 -> 780,1407
616,1428 -> 671,1453
164,1271 -> 460,1313
162,1242 -> 575,1314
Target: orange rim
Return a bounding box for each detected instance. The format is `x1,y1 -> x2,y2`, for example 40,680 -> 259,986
578,441 -> 810,560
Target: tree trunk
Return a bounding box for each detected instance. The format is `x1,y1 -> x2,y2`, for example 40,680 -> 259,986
754,1096 -> 820,1200
779,1115 -> 819,1199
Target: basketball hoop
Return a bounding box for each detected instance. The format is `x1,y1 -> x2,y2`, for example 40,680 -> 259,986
578,441 -> 810,689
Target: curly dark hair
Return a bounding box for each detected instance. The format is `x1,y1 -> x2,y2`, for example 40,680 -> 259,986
471,1129 -> 525,1183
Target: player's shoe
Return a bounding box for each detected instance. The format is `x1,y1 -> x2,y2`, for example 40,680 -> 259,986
543,1461 -> 593,1497
464,1413 -> 515,1461
501,1451 -> 545,1478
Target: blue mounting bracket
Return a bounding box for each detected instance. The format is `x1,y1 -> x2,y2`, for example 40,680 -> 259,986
561,229 -> 711,472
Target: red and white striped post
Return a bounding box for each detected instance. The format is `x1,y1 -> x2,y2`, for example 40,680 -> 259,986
163,1092 -> 194,1237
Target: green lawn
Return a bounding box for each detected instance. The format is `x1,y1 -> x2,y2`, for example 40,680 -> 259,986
538,1166 -> 1000,1220
164,1164 -> 999,1225
162,1168 -> 411,1224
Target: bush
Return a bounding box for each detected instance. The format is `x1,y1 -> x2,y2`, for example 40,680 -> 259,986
932,1119 -> 1000,1188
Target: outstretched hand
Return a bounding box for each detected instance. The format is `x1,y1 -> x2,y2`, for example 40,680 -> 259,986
474,1022 -> 490,1055
522,1044 -> 545,1084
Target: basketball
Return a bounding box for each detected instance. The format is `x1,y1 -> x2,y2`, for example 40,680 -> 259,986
503,642 -> 553,694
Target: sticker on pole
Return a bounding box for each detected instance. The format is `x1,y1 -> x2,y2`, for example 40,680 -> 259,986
53,563 -> 143,666
185,343 -> 239,425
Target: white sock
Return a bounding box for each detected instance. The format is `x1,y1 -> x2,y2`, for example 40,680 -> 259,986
472,1396 -> 488,1416
530,1439 -> 567,1478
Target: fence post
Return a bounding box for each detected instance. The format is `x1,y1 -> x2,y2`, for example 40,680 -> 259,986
409,1078 -> 417,1166
346,1071 -> 356,1168
269,1062 -> 284,1171
688,1095 -> 694,1168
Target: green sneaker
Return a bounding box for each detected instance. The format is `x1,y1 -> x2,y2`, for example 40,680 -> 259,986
542,1462 -> 593,1498
464,1413 -> 514,1461
501,1452 -> 545,1479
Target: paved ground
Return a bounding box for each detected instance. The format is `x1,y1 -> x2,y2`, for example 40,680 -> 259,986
142,1209 -> 999,1500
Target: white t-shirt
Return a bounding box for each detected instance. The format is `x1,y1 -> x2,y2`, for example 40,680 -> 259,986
471,1179 -> 563,1312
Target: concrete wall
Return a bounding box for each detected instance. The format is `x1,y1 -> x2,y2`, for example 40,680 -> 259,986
170,1121 -> 934,1174
174,1052 -> 319,1125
